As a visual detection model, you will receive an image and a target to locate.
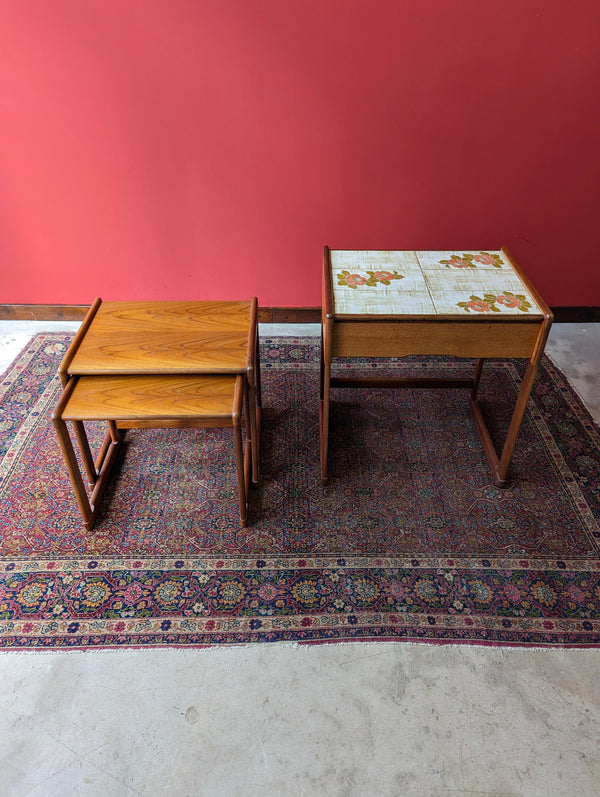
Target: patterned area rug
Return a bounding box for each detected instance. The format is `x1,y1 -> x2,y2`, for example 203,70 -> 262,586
1,334 -> 599,649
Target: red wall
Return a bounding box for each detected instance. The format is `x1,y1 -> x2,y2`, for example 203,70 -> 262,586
2,0 -> 599,307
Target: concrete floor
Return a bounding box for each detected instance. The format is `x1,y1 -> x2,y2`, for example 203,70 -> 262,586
1,322 -> 599,797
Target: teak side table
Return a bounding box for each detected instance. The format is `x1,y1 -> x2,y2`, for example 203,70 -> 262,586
54,373 -> 252,528
320,247 -> 553,487
55,298 -> 261,528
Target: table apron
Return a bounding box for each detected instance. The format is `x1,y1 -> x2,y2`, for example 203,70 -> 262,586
330,320 -> 541,359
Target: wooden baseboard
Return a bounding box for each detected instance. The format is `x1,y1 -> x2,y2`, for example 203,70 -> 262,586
0,304 -> 323,324
257,307 -> 321,324
0,304 -> 92,321
550,306 -> 600,323
0,304 -> 597,324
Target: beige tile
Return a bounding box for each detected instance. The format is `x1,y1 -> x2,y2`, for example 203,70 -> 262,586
423,269 -> 533,293
330,250 -> 422,272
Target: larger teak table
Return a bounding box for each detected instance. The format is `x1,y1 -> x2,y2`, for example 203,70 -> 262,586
55,298 -> 261,528
320,247 -> 552,487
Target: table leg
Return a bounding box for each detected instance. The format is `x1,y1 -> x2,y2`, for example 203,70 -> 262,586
233,414 -> 248,527
495,358 -> 541,485
254,333 -> 262,478
319,328 -> 331,486
470,358 -> 485,400
54,417 -> 123,530
247,375 -> 260,486
255,333 -> 262,409
470,319 -> 551,487
73,420 -> 98,486
86,432 -> 122,528
94,427 -> 116,474
53,417 -> 94,528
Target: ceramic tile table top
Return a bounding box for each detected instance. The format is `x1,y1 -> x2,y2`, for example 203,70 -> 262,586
330,249 -> 543,318
56,298 -> 261,523
320,247 -> 553,487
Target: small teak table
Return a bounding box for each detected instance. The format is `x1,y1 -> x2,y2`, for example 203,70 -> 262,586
54,299 -> 261,528
320,247 -> 552,487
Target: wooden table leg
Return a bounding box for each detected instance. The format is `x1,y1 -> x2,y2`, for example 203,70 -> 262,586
233,375 -> 249,525
234,417 -> 248,527
246,375 -> 260,486
53,417 -> 94,528
73,420 -> 98,486
470,318 -> 551,487
319,327 -> 331,486
255,333 -> 262,409
254,333 -> 262,477
495,357 -> 542,486
54,417 -> 122,530
470,358 -> 485,400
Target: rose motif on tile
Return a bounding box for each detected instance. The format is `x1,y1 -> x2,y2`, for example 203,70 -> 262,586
457,292 -> 532,313
440,255 -> 476,269
337,271 -> 367,288
337,270 -> 404,289
440,252 -> 504,269
496,293 -> 528,309
459,296 -> 495,313
473,252 -> 504,268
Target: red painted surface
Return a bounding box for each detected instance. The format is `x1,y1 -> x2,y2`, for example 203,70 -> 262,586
1,1 -> 599,307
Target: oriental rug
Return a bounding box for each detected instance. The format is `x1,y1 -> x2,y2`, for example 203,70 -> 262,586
1,334 -> 599,650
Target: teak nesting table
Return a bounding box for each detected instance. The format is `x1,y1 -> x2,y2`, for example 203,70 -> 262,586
320,247 -> 553,487
53,299 -> 261,529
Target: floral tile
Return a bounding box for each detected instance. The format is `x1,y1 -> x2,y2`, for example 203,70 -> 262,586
332,274 -> 435,316
425,270 -> 541,315
431,290 -> 536,315
330,251 -> 434,315
416,250 -> 511,271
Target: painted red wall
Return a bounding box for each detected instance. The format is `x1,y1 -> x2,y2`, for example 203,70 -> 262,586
1,0 -> 599,307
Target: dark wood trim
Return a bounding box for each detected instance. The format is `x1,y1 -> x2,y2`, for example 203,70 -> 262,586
551,306 -> 600,324
0,303 -> 597,324
257,307 -> 321,323
0,304 -> 322,323
0,304 -> 91,321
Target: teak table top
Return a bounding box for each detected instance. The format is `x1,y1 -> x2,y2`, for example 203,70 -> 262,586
61,374 -> 243,422
65,299 -> 257,376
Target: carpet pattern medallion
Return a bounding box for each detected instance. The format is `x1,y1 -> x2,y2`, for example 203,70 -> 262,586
1,334 -> 599,649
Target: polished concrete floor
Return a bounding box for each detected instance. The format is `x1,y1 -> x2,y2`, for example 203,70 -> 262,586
1,321 -> 599,797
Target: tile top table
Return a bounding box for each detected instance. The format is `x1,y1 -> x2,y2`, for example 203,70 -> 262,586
60,298 -> 261,483
320,247 -> 553,486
